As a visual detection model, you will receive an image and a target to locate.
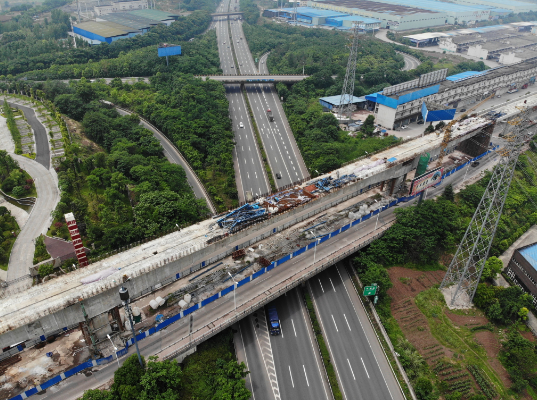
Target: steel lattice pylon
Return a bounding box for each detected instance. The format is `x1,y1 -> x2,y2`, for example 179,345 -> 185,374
441,106 -> 534,305
338,23 -> 360,119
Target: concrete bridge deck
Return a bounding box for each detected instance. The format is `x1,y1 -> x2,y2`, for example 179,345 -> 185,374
0,108 -> 497,348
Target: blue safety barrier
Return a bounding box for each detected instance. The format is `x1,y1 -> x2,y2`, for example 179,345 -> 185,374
11,144 -> 497,400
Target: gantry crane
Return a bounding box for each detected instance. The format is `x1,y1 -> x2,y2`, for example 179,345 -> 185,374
436,93 -> 495,166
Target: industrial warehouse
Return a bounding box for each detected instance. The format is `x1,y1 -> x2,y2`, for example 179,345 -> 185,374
363,57 -> 537,129
70,9 -> 178,44
266,0 -> 537,30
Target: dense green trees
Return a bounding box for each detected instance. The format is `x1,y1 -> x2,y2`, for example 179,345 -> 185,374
500,331 -> 537,393
0,10 -> 215,77
106,74 -> 238,210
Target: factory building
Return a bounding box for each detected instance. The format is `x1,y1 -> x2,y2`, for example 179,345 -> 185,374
452,0 -> 537,13
72,10 -> 178,44
94,0 -> 149,17
306,0 -> 533,30
263,6 -> 381,30
307,0 -> 447,31
506,242 -> 537,307
72,20 -> 142,44
369,58 -> 537,129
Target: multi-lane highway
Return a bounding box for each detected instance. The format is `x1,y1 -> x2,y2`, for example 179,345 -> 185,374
311,264 -> 397,400
229,20 -> 309,188
215,13 -> 270,200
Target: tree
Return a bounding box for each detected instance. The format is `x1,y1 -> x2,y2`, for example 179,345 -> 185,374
480,256 -> 502,282
80,389 -> 114,400
211,359 -> 251,400
111,354 -> 146,400
38,263 -> 54,278
442,184 -> 454,201
361,114 -> 376,136
425,124 -> 435,134
139,356 -> 182,400
414,377 -> 434,400
359,263 -> 392,300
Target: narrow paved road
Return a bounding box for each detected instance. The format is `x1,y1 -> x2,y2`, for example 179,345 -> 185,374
0,100 -> 50,169
396,51 -> 421,71
115,108 -> 216,214
6,154 -> 59,284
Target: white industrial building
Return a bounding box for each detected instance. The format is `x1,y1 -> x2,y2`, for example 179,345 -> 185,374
369,58 -> 537,129
452,0 -> 537,13
94,0 -> 148,16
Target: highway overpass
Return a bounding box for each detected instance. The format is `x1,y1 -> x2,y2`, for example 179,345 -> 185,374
0,109 -> 499,350
197,74 -> 309,83
211,11 -> 244,20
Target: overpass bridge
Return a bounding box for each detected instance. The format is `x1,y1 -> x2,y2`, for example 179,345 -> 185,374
0,109 -> 499,351
211,11 -> 244,20
197,74 -> 309,83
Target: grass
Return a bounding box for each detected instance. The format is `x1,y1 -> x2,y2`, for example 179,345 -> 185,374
2,101 -> 23,154
33,234 -> 50,265
302,287 -> 343,400
414,288 -> 509,398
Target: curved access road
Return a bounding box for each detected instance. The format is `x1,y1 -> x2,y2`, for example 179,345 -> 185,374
115,107 -> 217,215
396,51 -> 421,71
6,154 -> 59,287
0,99 -> 50,169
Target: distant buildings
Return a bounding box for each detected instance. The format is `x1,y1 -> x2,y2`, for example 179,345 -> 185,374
506,242 -> 537,306
267,0 -> 537,31
94,0 -> 149,17
71,10 -> 179,45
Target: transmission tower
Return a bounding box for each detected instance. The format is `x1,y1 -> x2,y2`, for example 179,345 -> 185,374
338,23 -> 360,120
440,106 -> 534,306
293,0 -> 298,24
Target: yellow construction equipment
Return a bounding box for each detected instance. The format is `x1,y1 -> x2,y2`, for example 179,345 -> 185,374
436,93 -> 495,166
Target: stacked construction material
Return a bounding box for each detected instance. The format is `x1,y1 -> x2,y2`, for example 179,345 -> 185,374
217,203 -> 268,232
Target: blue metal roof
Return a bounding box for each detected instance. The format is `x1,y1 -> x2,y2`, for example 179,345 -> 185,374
446,71 -> 488,81
520,243 -> 537,272
320,95 -> 366,106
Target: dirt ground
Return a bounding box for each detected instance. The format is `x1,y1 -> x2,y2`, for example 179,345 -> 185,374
387,266 -> 515,398
0,330 -> 90,399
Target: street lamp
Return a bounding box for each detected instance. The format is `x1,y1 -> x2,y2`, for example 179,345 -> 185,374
373,199 -> 381,231
119,286 -> 143,368
106,334 -> 120,368
310,231 -> 321,264
227,272 -> 237,313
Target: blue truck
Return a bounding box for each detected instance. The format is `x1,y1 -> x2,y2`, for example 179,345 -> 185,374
267,305 -> 281,335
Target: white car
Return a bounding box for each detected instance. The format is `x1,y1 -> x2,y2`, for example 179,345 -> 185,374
400,125 -> 408,130
239,122 -> 244,128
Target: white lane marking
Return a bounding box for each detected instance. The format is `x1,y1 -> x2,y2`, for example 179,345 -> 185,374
361,358 -> 370,379
289,366 -> 294,388
329,278 -> 336,292
331,314 -> 338,332
291,319 -> 297,337
343,314 -> 351,331
303,365 -> 310,387
318,279 -> 324,293
347,359 -> 356,380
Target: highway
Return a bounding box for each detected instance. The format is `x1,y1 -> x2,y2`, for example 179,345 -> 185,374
31,141 -> 500,399
311,264 -> 396,400
395,51 -> 421,71
216,12 -> 270,201
230,20 -> 309,188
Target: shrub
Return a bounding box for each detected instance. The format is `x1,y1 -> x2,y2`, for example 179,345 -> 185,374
11,186 -> 25,197
38,263 -> 54,277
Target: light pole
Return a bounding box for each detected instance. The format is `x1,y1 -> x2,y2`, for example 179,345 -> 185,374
119,286 -> 143,368
373,199 -> 381,231
106,334 -> 120,368
462,157 -> 471,183
227,272 -> 237,313
310,231 -> 321,264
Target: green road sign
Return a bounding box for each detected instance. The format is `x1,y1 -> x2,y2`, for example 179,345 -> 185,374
255,57 -> 258,62
363,285 -> 378,296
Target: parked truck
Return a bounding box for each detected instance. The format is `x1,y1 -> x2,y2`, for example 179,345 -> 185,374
267,305 -> 281,335
267,108 -> 274,122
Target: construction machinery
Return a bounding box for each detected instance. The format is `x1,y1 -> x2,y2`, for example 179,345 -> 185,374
436,93 -> 495,166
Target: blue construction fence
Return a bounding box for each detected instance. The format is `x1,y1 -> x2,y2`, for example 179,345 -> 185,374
8,145 -> 498,400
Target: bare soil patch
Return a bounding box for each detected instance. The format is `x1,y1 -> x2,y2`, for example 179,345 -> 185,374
444,310 -> 488,328
387,266 -> 445,301
474,331 -> 511,388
